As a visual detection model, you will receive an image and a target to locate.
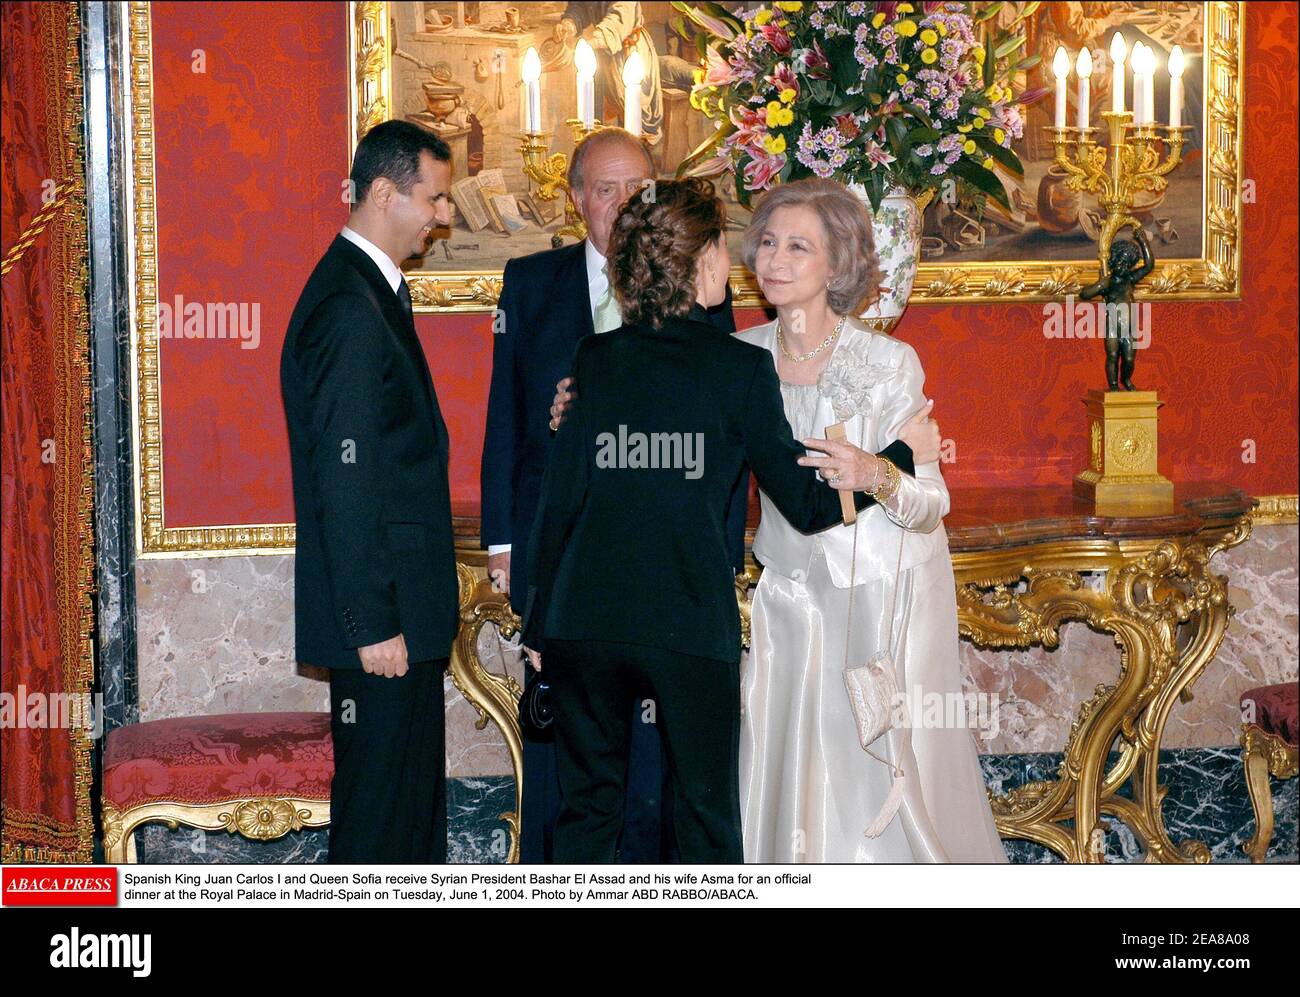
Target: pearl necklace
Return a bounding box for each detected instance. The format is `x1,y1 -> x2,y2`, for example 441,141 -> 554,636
777,314 -> 846,363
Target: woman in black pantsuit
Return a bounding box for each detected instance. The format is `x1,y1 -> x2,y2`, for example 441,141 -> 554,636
521,179 -> 917,863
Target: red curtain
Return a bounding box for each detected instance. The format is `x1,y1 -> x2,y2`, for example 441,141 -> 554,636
1,0 -> 94,863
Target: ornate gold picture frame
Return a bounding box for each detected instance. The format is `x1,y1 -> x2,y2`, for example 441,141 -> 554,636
353,1 -> 1243,311
124,2 -> 1252,558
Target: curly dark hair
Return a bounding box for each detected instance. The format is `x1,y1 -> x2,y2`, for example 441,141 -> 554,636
606,177 -> 726,328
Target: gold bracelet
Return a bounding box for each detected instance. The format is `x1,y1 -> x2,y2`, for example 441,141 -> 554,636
869,457 -> 901,504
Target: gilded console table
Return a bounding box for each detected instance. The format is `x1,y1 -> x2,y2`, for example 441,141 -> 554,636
450,483 -> 1255,865
947,483 -> 1254,864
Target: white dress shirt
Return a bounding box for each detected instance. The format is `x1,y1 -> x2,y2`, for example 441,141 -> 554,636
341,225 -> 404,295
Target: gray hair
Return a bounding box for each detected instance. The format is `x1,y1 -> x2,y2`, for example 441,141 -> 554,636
567,127 -> 654,194
741,178 -> 883,316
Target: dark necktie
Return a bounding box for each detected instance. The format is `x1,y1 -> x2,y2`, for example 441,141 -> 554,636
397,278 -> 415,330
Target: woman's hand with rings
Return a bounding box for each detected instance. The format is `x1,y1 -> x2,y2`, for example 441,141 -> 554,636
798,438 -> 882,491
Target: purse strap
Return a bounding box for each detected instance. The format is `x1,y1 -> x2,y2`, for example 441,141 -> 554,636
843,336 -> 906,774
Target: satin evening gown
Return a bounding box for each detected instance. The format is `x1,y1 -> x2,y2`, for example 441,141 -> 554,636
736,318 -> 1007,863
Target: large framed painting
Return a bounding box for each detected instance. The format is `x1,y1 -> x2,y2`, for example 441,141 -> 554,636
352,1 -> 1243,310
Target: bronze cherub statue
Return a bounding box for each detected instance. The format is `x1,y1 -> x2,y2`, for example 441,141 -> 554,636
1079,228 -> 1155,391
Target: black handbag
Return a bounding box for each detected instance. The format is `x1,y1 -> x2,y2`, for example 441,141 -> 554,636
518,667 -> 554,742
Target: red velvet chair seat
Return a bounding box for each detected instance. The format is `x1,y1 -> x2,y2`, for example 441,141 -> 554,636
1240,683 -> 1299,746
103,712 -> 333,811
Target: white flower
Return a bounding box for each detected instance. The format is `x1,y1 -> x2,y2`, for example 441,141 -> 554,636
817,333 -> 899,421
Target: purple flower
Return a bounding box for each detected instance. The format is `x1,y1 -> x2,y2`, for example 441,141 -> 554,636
878,26 -> 897,46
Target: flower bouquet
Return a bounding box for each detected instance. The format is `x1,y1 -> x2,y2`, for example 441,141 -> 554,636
674,1 -> 1048,213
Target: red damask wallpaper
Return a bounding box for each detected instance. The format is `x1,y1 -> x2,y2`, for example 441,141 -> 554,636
148,2 -> 1298,529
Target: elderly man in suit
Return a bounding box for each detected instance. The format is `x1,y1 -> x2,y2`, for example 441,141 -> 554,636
281,120 -> 456,863
482,128 -> 747,862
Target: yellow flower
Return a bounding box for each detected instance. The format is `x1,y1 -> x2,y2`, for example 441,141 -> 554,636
753,8 -> 773,26
900,63 -> 909,70
692,67 -> 705,85
872,12 -> 885,28
778,106 -> 793,126
977,105 -> 992,118
963,139 -> 977,154
896,73 -> 908,85
973,44 -> 986,63
920,29 -> 938,45
775,0 -> 803,10
993,127 -> 1006,144
896,19 -> 918,37
766,101 -> 782,127
982,156 -> 995,169
985,84 -> 1001,101
938,22 -> 947,36
764,133 -> 787,154
921,48 -> 938,64
780,87 -> 796,104
897,2 -> 914,11
957,123 -> 973,133
972,117 -> 984,128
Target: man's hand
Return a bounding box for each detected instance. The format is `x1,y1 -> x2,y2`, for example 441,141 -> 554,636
487,552 -> 511,596
897,400 -> 941,465
524,647 -> 542,672
548,376 -> 576,432
553,18 -> 577,42
358,633 -> 408,678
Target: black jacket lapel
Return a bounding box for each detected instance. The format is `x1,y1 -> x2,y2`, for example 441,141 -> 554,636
333,236 -> 446,457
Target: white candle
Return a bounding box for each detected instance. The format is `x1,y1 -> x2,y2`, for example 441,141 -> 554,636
1169,45 -> 1184,129
1142,45 -> 1155,124
622,50 -> 645,136
1076,47 -> 1092,129
575,39 -> 596,129
522,47 -> 542,133
1110,32 -> 1127,114
1053,46 -> 1070,128
1131,43 -> 1147,124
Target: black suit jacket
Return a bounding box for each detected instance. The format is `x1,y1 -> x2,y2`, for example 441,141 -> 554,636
521,315 -> 914,663
280,235 -> 459,669
481,241 -> 747,614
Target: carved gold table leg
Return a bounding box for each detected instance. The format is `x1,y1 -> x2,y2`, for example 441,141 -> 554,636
450,563 -> 525,863
961,525 -> 1250,864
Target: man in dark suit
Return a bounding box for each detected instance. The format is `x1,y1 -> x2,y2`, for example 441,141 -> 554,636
481,128 -> 748,862
280,120 -> 456,863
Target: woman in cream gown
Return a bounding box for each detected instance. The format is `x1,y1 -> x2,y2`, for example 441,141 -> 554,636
736,180 -> 1006,863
